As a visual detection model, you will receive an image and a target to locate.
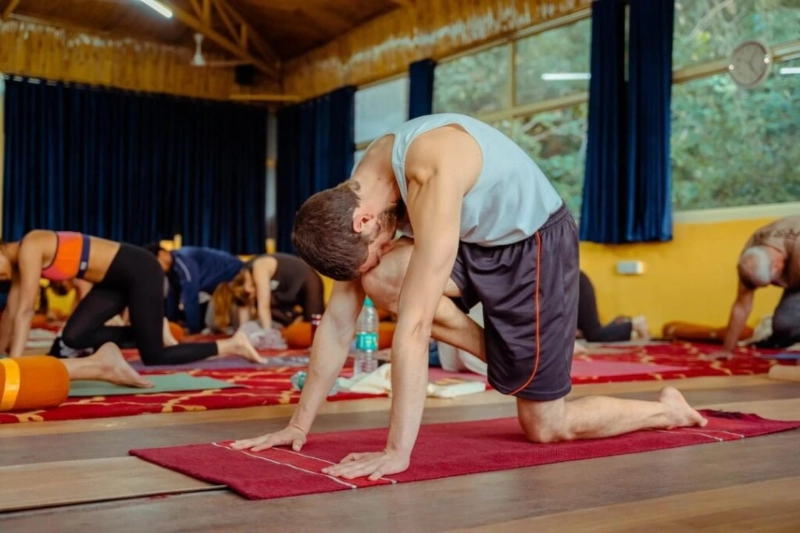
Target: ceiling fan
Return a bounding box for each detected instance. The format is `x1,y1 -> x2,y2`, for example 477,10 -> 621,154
190,33 -> 250,68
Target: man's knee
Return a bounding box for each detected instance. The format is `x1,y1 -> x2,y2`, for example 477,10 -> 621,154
362,264 -> 401,313
517,397 -> 573,443
361,246 -> 412,312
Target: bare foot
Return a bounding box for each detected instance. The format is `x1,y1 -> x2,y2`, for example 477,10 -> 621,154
162,319 -> 180,347
221,332 -> 264,364
659,386 -> 707,428
631,316 -> 650,341
89,343 -> 153,388
573,341 -> 589,356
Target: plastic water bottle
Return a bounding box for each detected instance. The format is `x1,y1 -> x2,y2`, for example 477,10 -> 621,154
290,371 -> 340,396
353,297 -> 379,377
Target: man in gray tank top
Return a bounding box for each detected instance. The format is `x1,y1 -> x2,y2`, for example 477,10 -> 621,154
232,113 -> 706,480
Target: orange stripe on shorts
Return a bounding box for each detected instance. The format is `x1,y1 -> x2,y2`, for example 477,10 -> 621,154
510,231 -> 542,397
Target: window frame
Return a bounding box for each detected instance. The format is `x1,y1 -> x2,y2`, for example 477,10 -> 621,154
671,37 -> 800,217
357,6 -> 800,219
353,73 -> 411,152
354,9 -> 593,153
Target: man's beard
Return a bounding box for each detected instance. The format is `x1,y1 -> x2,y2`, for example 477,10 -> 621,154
375,205 -> 399,237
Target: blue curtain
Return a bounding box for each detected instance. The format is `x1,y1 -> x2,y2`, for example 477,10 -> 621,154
580,0 -> 675,243
408,58 -> 436,119
2,78 -> 268,253
579,0 -> 627,243
276,86 -> 355,253
626,0 -> 675,241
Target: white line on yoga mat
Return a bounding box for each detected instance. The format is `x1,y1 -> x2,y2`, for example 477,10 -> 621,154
212,442 -> 358,489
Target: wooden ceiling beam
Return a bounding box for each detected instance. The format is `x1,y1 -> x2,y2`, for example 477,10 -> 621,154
9,12 -> 112,36
212,0 -> 280,66
189,0 -> 201,18
161,1 -> 279,79
211,0 -> 238,43
229,93 -> 300,103
201,0 -> 211,26
2,0 -> 22,20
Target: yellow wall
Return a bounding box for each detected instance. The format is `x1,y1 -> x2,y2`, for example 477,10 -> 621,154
580,217 -> 783,336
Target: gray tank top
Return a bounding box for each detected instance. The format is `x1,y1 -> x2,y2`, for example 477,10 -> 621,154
384,113 -> 563,246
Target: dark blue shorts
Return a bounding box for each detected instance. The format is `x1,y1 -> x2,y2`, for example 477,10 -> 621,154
449,204 -> 579,401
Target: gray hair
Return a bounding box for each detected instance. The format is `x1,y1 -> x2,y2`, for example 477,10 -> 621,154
738,246 -> 772,287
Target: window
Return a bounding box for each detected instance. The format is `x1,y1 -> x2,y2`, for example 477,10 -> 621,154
671,0 -> 800,210
673,0 -> 800,69
354,77 -> 409,145
433,44 -> 512,115
492,104 -> 588,215
515,17 -> 592,105
433,14 -> 591,217
671,56 -> 800,210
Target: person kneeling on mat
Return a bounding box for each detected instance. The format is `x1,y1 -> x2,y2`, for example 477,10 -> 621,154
0,231 -> 262,366
716,215 -> 800,357
207,253 -> 324,334
233,113 -> 706,479
145,243 -> 244,335
578,271 -> 649,342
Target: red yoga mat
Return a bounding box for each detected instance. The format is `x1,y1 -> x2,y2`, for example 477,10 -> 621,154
130,410 -> 800,501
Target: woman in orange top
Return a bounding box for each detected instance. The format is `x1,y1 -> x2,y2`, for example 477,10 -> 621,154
0,230 -> 262,365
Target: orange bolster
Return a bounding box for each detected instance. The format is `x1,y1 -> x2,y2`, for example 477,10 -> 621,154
0,356 -> 70,412
662,321 -> 754,342
168,322 -> 186,342
283,321 -> 396,350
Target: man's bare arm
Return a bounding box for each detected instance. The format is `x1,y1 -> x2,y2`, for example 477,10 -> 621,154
291,280 -> 365,432
722,281 -> 755,352
383,128 -> 480,456
231,280 -> 364,451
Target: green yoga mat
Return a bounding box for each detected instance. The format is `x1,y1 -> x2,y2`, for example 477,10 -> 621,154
68,373 -> 240,397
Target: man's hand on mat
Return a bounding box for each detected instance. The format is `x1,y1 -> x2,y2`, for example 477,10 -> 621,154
231,425 -> 307,452
322,449 -> 410,481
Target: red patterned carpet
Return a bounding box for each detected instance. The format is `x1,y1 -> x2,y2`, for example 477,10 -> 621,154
0,341 -> 783,424
569,341 -> 780,384
0,366 -> 376,424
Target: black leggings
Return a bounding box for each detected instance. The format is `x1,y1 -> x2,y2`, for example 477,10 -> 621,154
300,270 -> 325,321
757,288 -> 800,349
577,271 -> 632,342
271,270 -> 326,326
60,244 -> 218,366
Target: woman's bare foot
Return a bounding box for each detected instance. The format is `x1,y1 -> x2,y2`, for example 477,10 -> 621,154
659,386 -> 707,428
162,319 -> 179,347
631,316 -> 650,340
217,332 -> 264,364
64,343 -> 153,388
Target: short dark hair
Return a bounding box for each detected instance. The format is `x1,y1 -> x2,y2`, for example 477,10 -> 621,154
143,242 -> 166,256
291,182 -> 369,281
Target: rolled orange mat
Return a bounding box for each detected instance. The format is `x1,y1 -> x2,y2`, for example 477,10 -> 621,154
168,321 -> 186,342
284,321 -> 396,349
662,321 -> 753,342
0,356 -> 70,412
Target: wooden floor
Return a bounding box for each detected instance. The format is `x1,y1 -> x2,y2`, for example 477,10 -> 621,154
1,373 -> 799,532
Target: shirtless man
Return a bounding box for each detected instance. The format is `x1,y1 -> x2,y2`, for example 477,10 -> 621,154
720,215 -> 800,354
233,113 -> 706,480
